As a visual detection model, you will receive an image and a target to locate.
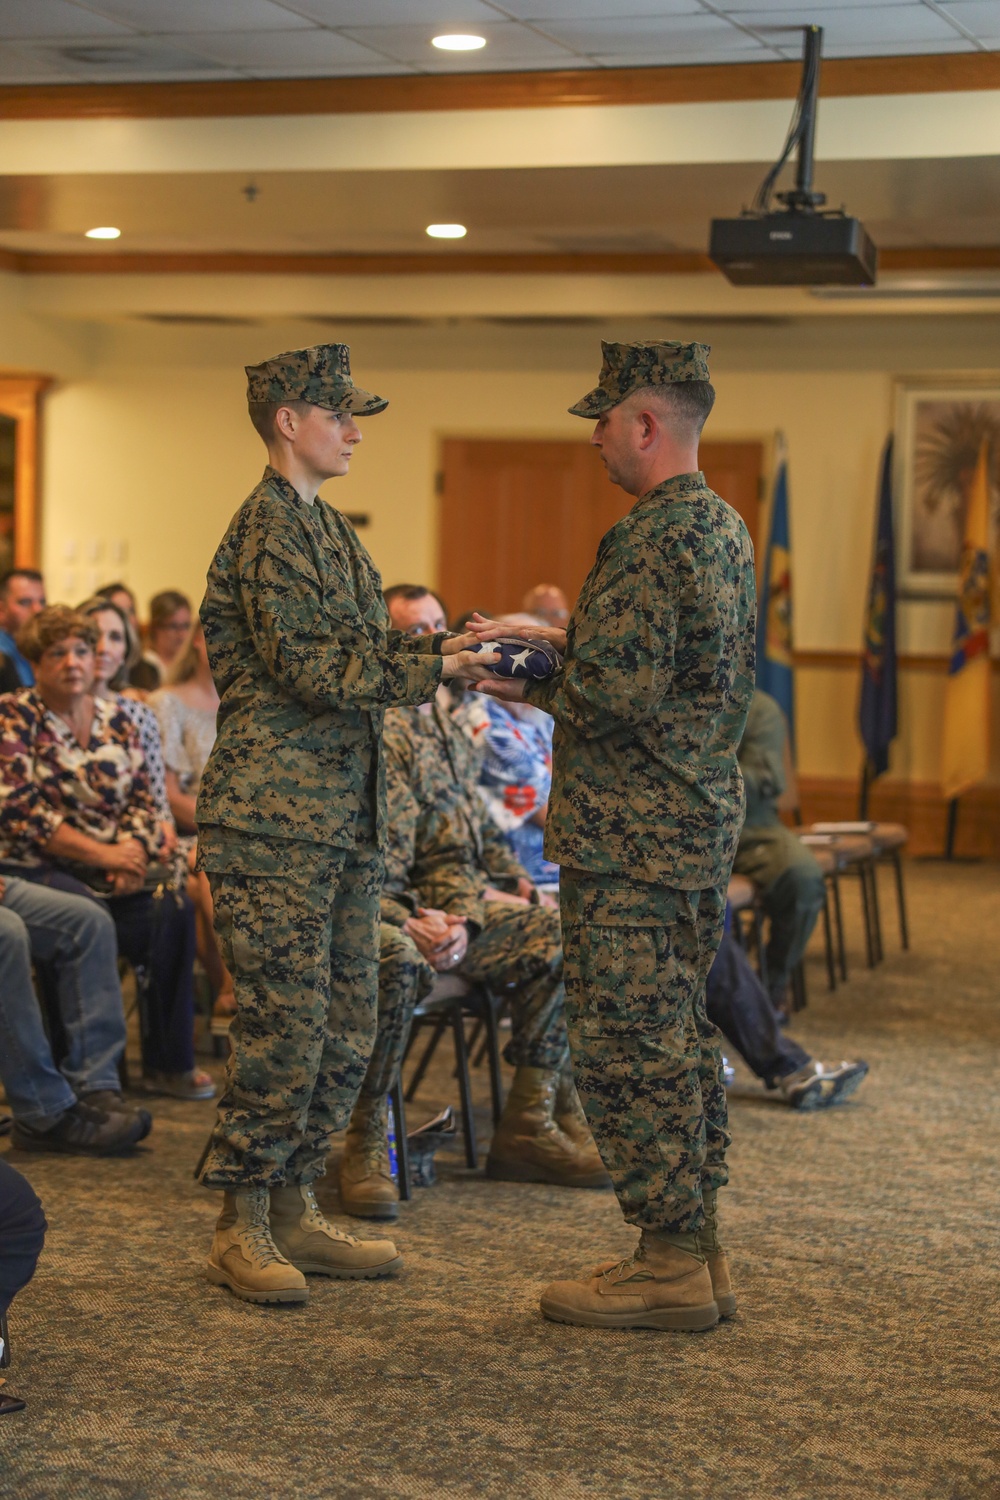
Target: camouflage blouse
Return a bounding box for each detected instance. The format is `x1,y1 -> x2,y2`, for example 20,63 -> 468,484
197,467 -> 444,849
525,471 -> 756,890
0,688 -> 160,861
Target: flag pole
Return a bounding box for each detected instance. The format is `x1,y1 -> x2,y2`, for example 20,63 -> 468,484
944,797 -> 959,860
858,758 -> 871,819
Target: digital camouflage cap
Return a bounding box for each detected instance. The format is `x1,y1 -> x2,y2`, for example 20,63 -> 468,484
568,339 -> 712,418
245,343 -> 388,416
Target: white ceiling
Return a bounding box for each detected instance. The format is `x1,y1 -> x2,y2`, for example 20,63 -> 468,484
0,0 -> 995,85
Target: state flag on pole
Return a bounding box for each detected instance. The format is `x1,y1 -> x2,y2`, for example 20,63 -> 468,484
859,436 -> 898,778
756,440 -> 795,743
940,440 -> 992,801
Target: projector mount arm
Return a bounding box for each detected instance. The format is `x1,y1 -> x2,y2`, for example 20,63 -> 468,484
751,25 -> 827,217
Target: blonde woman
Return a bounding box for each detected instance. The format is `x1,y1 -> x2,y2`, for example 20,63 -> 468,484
151,621 -> 235,1021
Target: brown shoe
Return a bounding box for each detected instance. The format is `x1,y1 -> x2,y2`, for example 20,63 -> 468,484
486,1066 -> 611,1189
553,1063 -> 613,1190
541,1234 -> 718,1331
269,1183 -> 402,1278
339,1097 -> 400,1221
206,1189 -> 308,1305
698,1188 -> 736,1317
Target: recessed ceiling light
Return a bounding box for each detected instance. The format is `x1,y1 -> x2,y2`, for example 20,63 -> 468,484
432,34 -> 486,52
426,224 -> 467,240
85,226 -> 121,240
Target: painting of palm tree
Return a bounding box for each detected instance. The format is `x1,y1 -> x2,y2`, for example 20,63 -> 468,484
910,399 -> 1000,574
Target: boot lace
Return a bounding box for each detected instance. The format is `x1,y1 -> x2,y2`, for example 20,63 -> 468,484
301,1186 -> 359,1246
240,1195 -> 285,1266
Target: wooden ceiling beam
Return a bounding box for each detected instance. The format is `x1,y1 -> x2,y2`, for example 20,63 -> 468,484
0,54 -> 997,122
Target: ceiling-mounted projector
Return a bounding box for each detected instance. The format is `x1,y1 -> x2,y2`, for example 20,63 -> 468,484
709,26 -> 878,287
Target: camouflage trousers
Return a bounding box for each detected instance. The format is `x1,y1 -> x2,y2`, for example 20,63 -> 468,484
560,870 -> 729,1235
197,828 -> 382,1188
358,900 -> 569,1105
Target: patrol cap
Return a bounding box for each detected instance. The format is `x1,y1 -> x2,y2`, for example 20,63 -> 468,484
568,339 -> 711,419
245,343 -> 388,416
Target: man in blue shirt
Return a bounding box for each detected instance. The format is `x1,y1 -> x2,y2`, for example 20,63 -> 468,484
0,570 -> 45,693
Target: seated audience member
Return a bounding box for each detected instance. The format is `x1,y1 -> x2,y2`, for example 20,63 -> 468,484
0,874 -> 149,1152
94,582 -> 146,690
135,589 -> 192,692
453,614 -> 559,888
151,620 -> 234,1020
0,606 -> 212,1101
732,688 -> 826,1016
522,582 -> 569,629
0,1159 -> 46,1413
0,569 -> 45,695
707,925 -> 868,1110
338,585 -> 607,1219
78,596 -> 177,863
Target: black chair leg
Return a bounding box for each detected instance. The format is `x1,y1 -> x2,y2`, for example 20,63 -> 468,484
389,1077 -> 411,1202
831,871 -> 848,981
405,1015 -> 448,1103
821,889 -> 837,991
791,961 -> 807,1012
752,909 -> 769,991
482,994 -> 505,1127
0,1310 -> 10,1369
451,1007 -> 478,1168
868,860 -> 884,963
892,850 -> 910,950
858,864 -> 877,969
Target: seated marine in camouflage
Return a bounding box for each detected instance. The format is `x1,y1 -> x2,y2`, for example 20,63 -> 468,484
338,586 -> 608,1219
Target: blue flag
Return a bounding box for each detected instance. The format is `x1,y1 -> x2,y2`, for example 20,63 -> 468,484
859,437 -> 898,778
756,448 -> 795,743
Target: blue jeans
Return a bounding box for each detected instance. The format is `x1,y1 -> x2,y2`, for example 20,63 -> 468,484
0,877 -> 127,1126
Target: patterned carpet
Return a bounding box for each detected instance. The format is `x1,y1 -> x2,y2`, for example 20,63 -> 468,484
0,861 -> 997,1500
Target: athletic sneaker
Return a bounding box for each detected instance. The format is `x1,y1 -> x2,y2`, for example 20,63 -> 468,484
778,1059 -> 869,1110
79,1089 -> 153,1142
11,1100 -> 145,1155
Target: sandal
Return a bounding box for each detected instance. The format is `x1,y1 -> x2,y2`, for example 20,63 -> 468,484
141,1069 -> 216,1101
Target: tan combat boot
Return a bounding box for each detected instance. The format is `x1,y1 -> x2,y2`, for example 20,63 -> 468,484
540,1230 -> 719,1331
339,1096 -> 400,1221
553,1064 -> 612,1190
697,1186 -> 736,1317
269,1182 -> 402,1278
486,1066 -> 612,1189
206,1188 -> 309,1305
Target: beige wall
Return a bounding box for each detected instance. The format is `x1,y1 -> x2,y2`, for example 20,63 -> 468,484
1,272 -> 995,787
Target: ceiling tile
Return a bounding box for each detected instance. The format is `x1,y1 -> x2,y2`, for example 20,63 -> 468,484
165,27 -> 393,69
500,0 -> 704,16
536,14 -> 763,52
732,5 -> 967,44
0,0 -> 129,38
819,36 -> 977,53
17,38 -> 244,80
936,1 -> 1000,40
275,0 -> 500,23
339,21 -> 578,66
79,0 -> 315,33
591,46 -> 786,66
718,0 -> 919,10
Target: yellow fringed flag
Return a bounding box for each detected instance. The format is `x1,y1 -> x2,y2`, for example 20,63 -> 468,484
940,440 -> 992,800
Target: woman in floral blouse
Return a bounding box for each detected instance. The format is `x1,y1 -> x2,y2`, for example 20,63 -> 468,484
0,606 -> 213,1101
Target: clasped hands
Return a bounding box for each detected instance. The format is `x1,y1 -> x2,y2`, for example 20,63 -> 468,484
443,613 -> 567,702
99,837 -> 148,896
403,908 -> 469,972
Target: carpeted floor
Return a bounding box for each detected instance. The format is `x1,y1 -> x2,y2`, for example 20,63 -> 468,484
1,861 -> 997,1500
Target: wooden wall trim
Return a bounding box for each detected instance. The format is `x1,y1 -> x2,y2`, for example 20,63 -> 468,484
794,650 -> 1000,674
0,375 -> 52,571
797,774 -> 1000,858
4,246 -> 1000,279
0,54 -> 997,121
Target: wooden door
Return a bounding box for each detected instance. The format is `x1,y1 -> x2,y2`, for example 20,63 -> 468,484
437,437 -> 762,617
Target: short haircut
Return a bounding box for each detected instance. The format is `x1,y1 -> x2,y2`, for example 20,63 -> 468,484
17,605 -> 98,664
148,590 -> 191,630
628,380 -> 716,436
95,580 -> 137,609
248,398 -> 312,445
383,583 -> 448,620
77,594 -> 140,689
0,567 -> 43,598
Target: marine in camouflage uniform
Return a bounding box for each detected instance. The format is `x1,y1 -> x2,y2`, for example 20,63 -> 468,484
493,340 -> 756,1329
732,688 -> 825,1010
338,691 -> 609,1219
195,344 -> 482,1304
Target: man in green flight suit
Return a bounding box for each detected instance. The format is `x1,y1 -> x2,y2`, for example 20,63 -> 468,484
470,340 -> 756,1331
196,343 -> 489,1305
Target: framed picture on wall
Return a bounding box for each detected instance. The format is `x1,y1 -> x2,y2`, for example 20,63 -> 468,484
894,379 -> 1000,598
